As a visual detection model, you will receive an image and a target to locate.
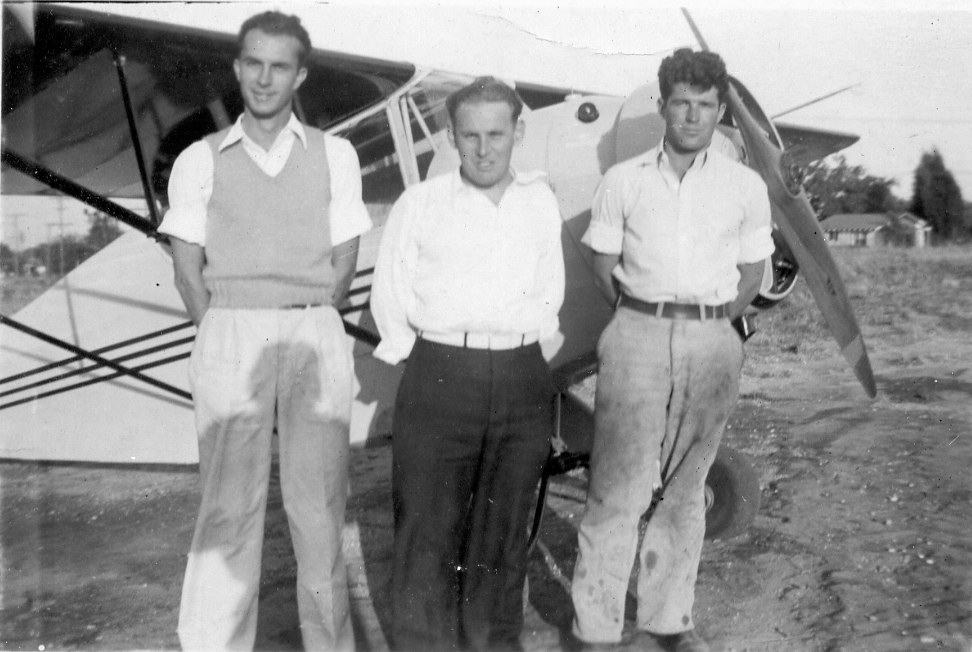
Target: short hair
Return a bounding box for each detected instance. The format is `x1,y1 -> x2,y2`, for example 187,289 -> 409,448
237,11 -> 311,66
658,48 -> 729,104
446,76 -> 524,125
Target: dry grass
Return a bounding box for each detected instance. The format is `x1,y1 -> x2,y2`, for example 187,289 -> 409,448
746,244 -> 972,366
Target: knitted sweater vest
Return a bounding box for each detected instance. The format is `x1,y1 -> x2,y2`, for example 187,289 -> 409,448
202,127 -> 334,308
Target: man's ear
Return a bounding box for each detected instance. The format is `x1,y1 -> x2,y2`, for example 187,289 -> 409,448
514,119 -> 525,144
293,66 -> 308,91
447,122 -> 457,149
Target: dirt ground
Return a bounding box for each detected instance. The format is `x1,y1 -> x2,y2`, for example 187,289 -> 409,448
2,246 -> 971,651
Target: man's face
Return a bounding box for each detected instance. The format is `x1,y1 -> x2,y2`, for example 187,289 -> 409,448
448,100 -> 524,191
233,29 -> 307,121
658,82 -> 726,156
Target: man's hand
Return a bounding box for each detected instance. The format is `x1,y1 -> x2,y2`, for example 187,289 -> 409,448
729,259 -> 766,321
169,237 -> 210,326
592,252 -> 621,307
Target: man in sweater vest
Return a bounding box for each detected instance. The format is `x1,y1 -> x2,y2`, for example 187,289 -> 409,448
157,11 -> 371,650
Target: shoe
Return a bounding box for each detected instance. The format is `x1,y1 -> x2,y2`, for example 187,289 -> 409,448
563,629 -> 621,651
654,629 -> 710,652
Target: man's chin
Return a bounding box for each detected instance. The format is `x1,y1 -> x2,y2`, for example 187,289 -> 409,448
668,137 -> 710,156
461,172 -> 504,190
244,97 -> 289,121
246,107 -> 279,120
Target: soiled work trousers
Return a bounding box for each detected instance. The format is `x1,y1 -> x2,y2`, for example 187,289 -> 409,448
391,339 -> 554,652
571,307 -> 743,643
178,306 -> 355,651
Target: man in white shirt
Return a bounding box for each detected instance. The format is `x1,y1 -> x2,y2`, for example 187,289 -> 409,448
570,49 -> 774,652
157,11 -> 370,650
371,76 -> 565,651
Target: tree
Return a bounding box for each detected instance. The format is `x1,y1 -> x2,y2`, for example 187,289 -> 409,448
85,210 -> 123,250
32,236 -> 92,277
0,242 -> 15,273
910,149 -> 965,241
801,155 -> 900,219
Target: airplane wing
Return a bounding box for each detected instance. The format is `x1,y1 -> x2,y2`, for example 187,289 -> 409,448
2,3 -> 415,204
0,4 -> 420,463
774,122 -> 860,168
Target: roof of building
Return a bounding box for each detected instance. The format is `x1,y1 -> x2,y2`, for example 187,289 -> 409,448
892,212 -> 931,228
820,213 -> 890,233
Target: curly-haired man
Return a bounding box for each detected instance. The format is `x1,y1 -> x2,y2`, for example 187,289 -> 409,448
569,48 -> 774,652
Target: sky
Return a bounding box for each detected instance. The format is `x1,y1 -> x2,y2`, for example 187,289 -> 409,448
3,0 -> 971,248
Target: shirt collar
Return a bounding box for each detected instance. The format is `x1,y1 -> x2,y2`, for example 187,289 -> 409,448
641,140 -> 710,172
219,113 -> 308,152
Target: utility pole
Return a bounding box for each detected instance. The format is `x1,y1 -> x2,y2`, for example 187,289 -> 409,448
8,212 -> 25,275
57,198 -> 66,277
46,223 -> 56,277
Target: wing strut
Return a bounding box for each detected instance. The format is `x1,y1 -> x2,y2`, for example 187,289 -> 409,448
112,50 -> 162,227
0,313 -> 192,405
1,149 -> 157,236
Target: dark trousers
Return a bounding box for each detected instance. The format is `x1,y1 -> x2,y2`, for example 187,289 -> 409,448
391,339 -> 555,652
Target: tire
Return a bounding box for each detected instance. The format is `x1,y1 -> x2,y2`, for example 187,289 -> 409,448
752,231 -> 799,309
704,447 -> 761,539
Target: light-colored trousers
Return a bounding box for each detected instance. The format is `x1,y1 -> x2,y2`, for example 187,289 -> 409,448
571,307 -> 743,643
178,306 -> 355,651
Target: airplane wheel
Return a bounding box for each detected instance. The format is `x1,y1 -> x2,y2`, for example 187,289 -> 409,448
752,231 -> 799,309
704,447 -> 760,539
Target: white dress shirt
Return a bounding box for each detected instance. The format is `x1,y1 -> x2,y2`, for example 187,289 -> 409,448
583,143 -> 773,305
158,113 -> 372,247
371,168 -> 566,365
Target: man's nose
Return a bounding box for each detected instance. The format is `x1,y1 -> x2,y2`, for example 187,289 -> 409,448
258,65 -> 272,85
686,104 -> 700,122
477,139 -> 488,157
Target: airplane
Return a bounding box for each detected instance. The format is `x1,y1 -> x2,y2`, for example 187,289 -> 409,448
0,3 -> 876,540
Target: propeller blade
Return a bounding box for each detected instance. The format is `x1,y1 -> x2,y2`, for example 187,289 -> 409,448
727,83 -> 877,398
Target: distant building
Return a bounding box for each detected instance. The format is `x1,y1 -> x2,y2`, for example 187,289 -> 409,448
820,212 -> 932,248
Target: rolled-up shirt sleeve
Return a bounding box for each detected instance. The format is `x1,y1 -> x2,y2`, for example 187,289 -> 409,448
581,168 -> 626,255
738,174 -> 775,264
157,140 -> 212,246
326,136 -> 373,246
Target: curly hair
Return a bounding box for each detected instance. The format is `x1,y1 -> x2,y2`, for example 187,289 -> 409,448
238,11 -> 312,66
658,48 -> 729,103
446,76 -> 524,126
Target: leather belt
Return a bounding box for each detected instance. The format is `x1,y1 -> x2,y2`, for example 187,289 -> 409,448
419,330 -> 540,350
281,303 -> 323,310
619,294 -> 729,320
